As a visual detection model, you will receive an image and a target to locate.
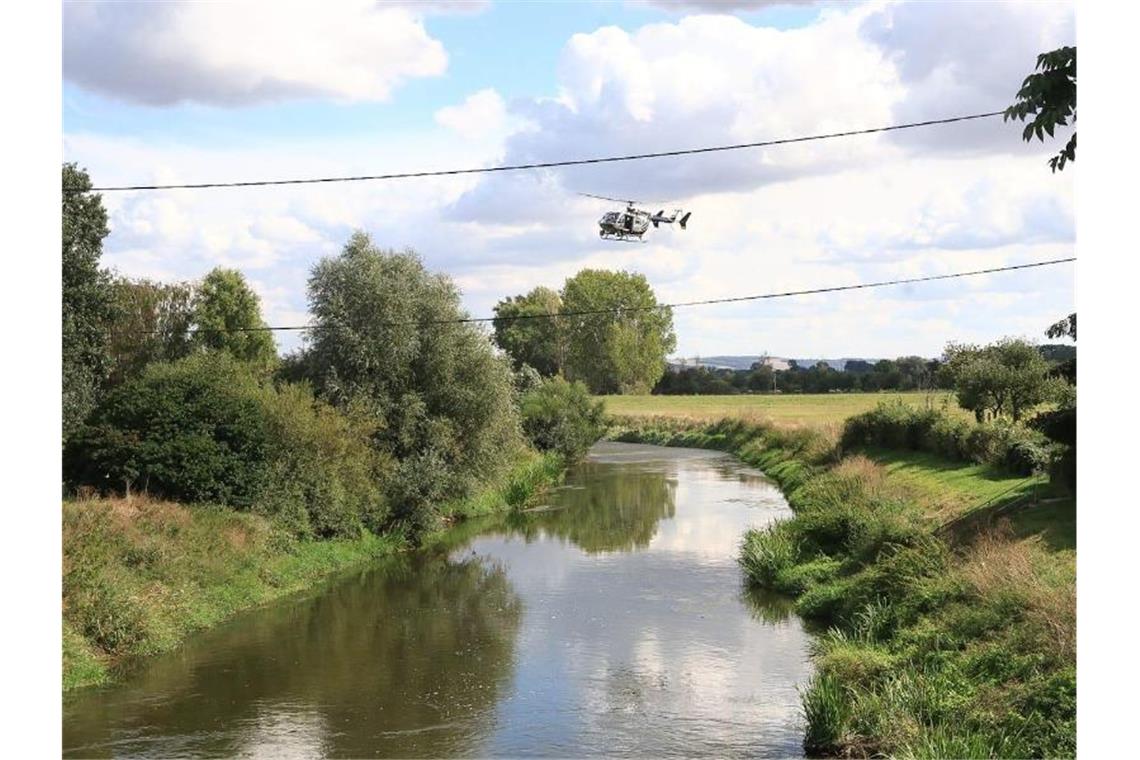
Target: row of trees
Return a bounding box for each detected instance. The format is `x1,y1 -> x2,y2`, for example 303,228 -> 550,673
492,272 -> 676,394
63,163 -> 277,438
62,165 -> 603,542
654,356 -> 948,395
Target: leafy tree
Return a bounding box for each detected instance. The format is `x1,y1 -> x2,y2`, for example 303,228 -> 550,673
944,338 -> 1064,422
1005,46 -> 1076,172
492,286 -> 565,376
1046,312 -> 1076,341
300,232 -> 521,532
519,377 -> 605,463
107,276 -> 195,385
560,269 -> 676,394
190,267 -> 277,367
62,163 -> 114,437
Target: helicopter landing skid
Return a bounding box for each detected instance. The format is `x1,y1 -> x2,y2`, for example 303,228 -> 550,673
599,233 -> 645,243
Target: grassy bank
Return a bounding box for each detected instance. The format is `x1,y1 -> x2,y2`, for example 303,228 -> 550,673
599,391 -> 960,426
610,416 -> 1075,758
63,451 -> 563,692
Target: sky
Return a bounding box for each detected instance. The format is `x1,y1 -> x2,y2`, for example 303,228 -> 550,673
61,0 -> 1076,359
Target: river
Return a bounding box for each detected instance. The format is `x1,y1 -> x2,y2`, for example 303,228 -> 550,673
63,442 -> 812,758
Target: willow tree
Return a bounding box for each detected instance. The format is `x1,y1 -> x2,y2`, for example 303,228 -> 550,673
301,232 -> 521,537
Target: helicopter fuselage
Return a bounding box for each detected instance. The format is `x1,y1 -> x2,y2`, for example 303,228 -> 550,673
598,208 -> 651,241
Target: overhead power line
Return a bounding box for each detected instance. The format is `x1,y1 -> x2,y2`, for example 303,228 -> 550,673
68,111 -> 1004,193
140,257 -> 1074,336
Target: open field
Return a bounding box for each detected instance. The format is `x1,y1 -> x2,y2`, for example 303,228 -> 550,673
599,391 -> 962,427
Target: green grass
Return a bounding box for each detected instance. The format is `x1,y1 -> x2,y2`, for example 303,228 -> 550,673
599,391 -> 961,427
611,415 -> 1075,758
860,447 -> 1049,524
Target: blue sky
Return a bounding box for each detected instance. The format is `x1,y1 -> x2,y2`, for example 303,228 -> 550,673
62,0 -> 1075,358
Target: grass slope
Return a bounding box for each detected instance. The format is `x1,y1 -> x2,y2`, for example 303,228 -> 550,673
63,451 -> 562,692
610,416 -> 1075,758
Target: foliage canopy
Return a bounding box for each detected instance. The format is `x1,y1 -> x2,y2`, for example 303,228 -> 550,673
62,164 -> 114,437
561,269 -> 676,394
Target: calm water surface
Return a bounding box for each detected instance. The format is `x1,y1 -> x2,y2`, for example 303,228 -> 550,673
63,442 -> 812,758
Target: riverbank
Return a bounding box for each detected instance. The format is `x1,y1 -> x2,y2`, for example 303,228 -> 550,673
63,451 -> 563,692
609,416 -> 1075,758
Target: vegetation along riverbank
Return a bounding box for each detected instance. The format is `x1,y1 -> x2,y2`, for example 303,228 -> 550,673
610,403 -> 1075,758
62,187 -> 606,692
63,450 -> 565,692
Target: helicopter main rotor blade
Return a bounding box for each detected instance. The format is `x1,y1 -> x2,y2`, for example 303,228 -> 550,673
578,192 -> 640,205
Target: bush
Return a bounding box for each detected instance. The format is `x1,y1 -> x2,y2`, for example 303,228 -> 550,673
842,402 -> 1052,475
258,384 -> 389,539
519,377 -> 605,463
64,353 -> 270,507
65,354 -> 392,539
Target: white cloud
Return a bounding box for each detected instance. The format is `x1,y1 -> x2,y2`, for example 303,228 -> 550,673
64,1 -> 448,106
638,1 -> 818,11
861,0 -> 1075,153
451,8 -> 904,219
65,2 -> 1076,358
435,88 -> 511,140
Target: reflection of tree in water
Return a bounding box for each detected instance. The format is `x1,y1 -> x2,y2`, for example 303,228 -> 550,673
740,583 -> 797,625
507,462 -> 677,553
63,554 -> 522,758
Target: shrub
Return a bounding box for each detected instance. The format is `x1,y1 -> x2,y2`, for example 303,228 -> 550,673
842,402 -> 1052,475
64,353 -> 270,506
258,384 -> 389,539
65,354 -> 393,540
519,376 -> 605,463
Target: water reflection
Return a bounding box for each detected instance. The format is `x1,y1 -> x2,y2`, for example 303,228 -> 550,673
64,442 -> 811,758
506,458 -> 677,553
63,555 -> 522,758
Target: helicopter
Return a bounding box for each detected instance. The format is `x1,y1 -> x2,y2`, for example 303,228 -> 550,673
580,193 -> 691,242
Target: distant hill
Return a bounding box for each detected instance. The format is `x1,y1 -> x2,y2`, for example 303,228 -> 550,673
667,356 -> 889,372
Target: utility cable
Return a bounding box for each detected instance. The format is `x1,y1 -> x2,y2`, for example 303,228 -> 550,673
67,111 -> 1005,193
132,256 -> 1074,336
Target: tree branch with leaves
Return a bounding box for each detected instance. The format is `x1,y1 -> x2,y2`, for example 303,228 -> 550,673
1004,46 -> 1076,172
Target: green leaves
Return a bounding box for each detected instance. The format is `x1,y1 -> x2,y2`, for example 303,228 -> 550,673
1003,46 -> 1076,172
62,163 -> 115,438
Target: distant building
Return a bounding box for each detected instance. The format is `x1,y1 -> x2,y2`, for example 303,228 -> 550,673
751,356 -> 791,372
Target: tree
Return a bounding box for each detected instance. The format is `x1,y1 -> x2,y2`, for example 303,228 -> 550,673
560,269 -> 676,394
1005,46 -> 1076,172
190,267 -> 277,367
107,276 -> 195,386
519,377 -> 605,463
300,232 -> 521,528
944,338 -> 1063,422
1046,313 -> 1076,341
62,164 -> 114,437
492,286 -> 565,376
